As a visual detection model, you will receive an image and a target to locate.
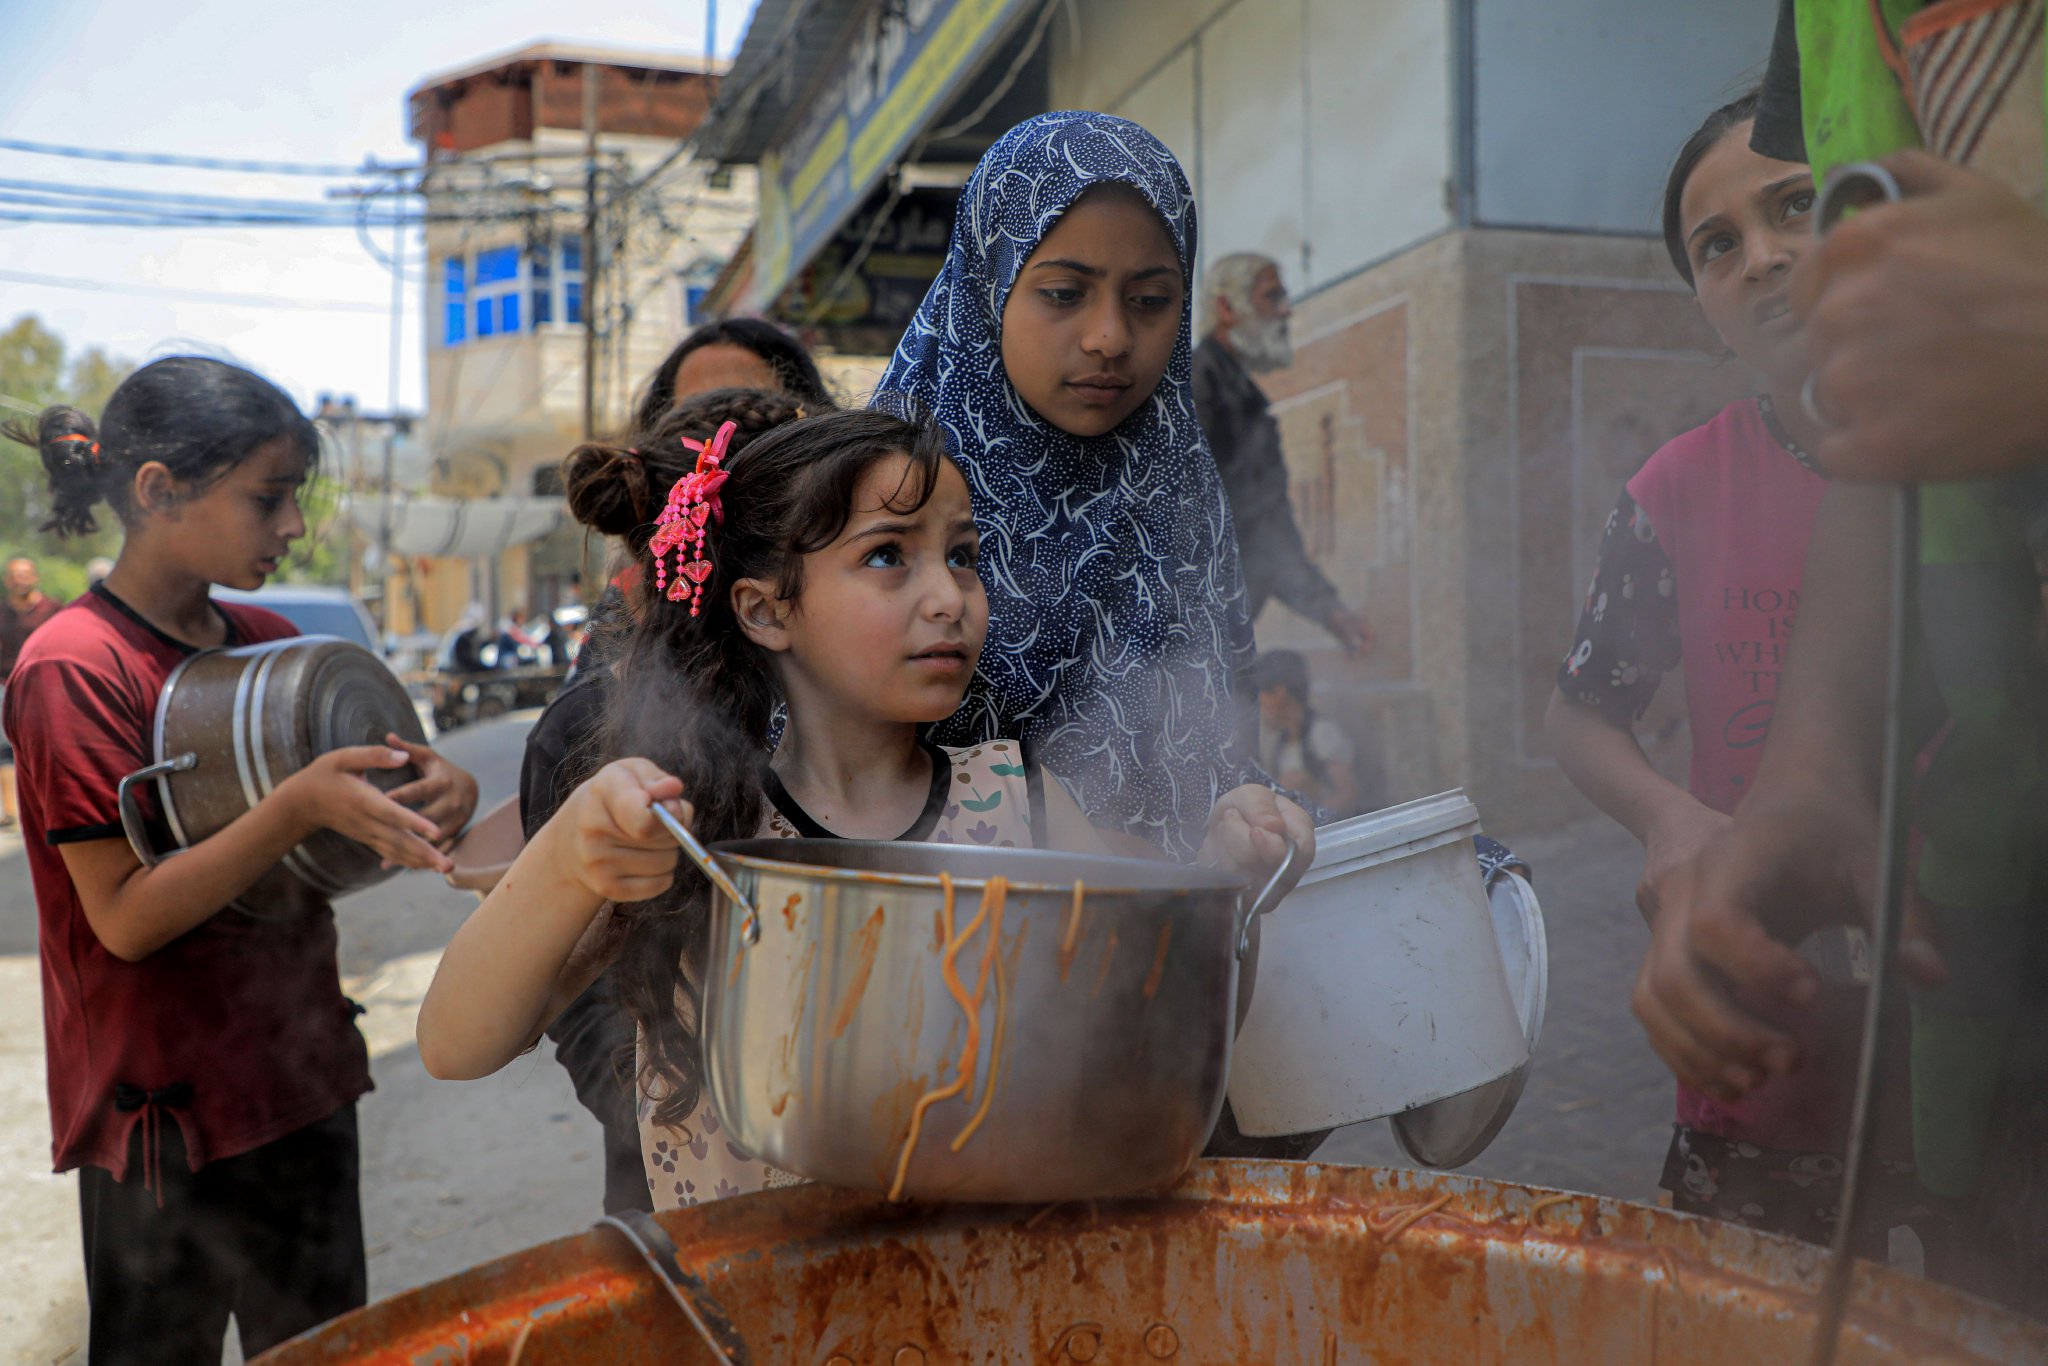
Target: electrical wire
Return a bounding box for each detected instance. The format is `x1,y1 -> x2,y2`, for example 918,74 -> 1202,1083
0,135 -> 370,177
0,266 -> 392,312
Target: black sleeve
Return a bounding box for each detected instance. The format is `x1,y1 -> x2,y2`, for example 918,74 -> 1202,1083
519,671 -> 612,839
1554,488 -> 1681,727
1242,486 -> 1345,626
1751,0 -> 1807,163
1209,399 -> 1347,627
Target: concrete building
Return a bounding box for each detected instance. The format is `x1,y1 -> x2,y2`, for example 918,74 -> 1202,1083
404,42 -> 757,633
692,0 -> 1781,832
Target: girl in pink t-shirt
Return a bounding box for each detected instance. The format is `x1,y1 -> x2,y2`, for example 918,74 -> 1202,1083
1546,91 -> 1930,1256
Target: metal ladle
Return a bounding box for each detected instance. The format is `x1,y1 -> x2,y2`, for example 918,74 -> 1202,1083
1808,159 -> 1917,1366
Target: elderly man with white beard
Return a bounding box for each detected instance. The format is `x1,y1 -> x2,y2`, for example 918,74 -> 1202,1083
1192,253 -> 1372,657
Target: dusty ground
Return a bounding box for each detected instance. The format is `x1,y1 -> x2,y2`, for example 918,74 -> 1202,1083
0,715 -> 1671,1364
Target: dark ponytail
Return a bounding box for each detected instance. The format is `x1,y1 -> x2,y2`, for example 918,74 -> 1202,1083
1,406 -> 104,537
1662,88 -> 1763,287
3,355 -> 317,539
599,405 -> 952,1125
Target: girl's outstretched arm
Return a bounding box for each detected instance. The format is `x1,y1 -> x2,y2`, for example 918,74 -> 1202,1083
58,742 -> 451,962
418,758 -> 688,1081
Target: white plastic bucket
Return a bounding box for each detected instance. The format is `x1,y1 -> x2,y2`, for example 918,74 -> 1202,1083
1227,790 -> 1531,1137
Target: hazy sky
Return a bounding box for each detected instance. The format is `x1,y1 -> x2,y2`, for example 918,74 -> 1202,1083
0,0 -> 760,414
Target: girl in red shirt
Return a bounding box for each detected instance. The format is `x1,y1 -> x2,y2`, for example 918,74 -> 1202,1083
2,357 -> 474,1366
1545,93 -> 1935,1264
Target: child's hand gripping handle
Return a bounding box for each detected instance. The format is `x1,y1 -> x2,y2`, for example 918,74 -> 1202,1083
648,799 -> 761,944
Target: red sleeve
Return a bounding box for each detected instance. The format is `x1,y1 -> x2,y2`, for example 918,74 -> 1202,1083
6,655 -> 153,846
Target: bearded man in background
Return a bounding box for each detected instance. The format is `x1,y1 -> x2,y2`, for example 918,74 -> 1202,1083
1193,253 -> 1372,657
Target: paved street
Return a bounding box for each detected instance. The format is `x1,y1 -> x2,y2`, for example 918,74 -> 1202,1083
0,715 -> 1672,1364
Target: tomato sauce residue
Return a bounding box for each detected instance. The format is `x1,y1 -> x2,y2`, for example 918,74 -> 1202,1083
770,1091 -> 793,1117
1091,930 -> 1118,999
1057,880 -> 1086,982
829,906 -> 887,1041
781,893 -> 802,932
1141,924 -> 1173,999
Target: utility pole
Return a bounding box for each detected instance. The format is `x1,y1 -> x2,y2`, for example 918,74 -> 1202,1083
377,178 -> 403,636
581,61 -> 600,441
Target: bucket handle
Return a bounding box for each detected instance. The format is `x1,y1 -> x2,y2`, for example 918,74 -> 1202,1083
1236,837 -> 1307,961
650,800 -> 762,946
597,1210 -> 752,1366
116,753 -> 197,869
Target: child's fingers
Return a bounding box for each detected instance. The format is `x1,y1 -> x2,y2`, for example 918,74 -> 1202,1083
358,822 -> 452,874
1202,808 -> 1260,875
383,732 -> 434,763
324,743 -> 414,775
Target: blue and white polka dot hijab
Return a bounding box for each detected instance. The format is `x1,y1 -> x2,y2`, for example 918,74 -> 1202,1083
876,111 -> 1261,857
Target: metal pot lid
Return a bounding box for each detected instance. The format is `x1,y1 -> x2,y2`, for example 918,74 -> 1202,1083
1391,870 -> 1549,1169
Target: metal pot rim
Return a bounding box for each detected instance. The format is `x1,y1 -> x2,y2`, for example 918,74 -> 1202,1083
708,837 -> 1246,898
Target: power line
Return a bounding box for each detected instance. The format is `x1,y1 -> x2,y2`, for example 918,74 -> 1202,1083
0,266 -> 393,313
0,136 -> 374,178
0,175 -> 417,217
0,207 -> 424,229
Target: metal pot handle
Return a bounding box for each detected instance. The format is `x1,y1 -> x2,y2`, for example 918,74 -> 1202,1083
116,754 -> 197,869
1236,836 -> 1307,960
650,800 -> 762,945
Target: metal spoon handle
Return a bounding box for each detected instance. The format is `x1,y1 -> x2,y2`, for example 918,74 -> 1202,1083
649,800 -> 761,943
1236,837 -> 1307,960
598,1211 -> 752,1366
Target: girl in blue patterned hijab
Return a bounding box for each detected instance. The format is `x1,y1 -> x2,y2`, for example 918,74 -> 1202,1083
878,111 -> 1293,861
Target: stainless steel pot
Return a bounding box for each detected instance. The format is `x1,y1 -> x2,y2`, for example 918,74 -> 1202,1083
116,636 -> 428,916
662,826 -> 1301,1203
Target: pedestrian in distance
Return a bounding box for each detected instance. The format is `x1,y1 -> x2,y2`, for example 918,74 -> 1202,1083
1,553 -> 66,829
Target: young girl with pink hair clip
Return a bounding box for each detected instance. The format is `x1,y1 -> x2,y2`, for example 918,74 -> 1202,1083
416,403 -> 1311,1209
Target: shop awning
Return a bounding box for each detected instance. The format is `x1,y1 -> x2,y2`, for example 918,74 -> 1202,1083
342,495 -> 568,559
700,0 -> 1045,313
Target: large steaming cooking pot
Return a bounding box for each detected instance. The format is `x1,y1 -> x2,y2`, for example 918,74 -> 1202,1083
253,1161 -> 2048,1365
661,829 -> 1303,1203
117,636 -> 427,915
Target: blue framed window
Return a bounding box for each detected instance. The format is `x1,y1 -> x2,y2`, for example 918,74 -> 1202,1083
561,239 -> 585,325
442,257 -> 467,346
473,246 -> 522,340
530,246 -> 554,326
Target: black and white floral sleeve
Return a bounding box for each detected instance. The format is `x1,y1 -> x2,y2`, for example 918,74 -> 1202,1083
1556,488 -> 1681,726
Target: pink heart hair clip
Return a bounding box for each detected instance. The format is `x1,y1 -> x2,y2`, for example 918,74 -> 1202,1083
648,420 -> 737,616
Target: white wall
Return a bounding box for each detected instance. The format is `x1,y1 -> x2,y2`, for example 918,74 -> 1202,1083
1051,0 -> 1454,301
1471,0 -> 1779,231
